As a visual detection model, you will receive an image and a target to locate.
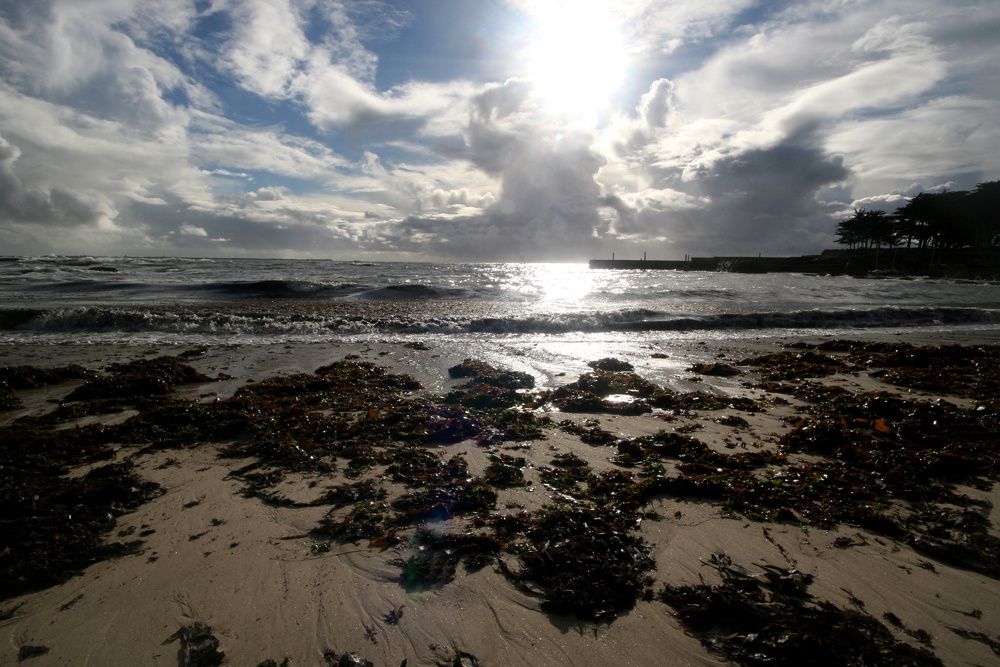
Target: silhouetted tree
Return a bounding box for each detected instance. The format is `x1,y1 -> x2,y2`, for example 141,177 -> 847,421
837,181 -> 1000,250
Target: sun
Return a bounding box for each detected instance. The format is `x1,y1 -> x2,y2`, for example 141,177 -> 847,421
521,2 -> 628,120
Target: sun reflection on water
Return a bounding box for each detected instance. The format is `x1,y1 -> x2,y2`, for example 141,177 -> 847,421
501,263 -> 594,306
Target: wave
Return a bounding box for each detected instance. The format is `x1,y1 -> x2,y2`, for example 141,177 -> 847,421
1,305 -> 998,338
24,280 -> 148,293
197,279 -> 371,299
356,284 -> 472,300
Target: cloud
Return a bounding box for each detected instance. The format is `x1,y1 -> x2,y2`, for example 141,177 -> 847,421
0,133 -> 116,227
0,0 -> 998,258
395,79 -> 609,260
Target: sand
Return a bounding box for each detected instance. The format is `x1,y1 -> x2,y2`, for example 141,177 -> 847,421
2,333 -> 999,666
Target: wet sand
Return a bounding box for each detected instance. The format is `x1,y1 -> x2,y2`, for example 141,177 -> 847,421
1,333 -> 999,666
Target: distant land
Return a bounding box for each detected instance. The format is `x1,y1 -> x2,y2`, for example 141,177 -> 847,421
590,248 -> 1000,279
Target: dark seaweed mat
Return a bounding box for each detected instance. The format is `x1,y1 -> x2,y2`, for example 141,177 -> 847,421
67,356 -> 211,401
587,357 -> 634,372
447,359 -> 533,389
738,350 -> 857,381
780,340 -> 1000,400
445,359 -> 535,409
484,453 -> 527,488
0,461 -> 161,600
558,419 -> 616,445
399,530 -> 501,591
689,362 -> 742,377
547,370 -> 761,415
508,504 -> 655,621
0,364 -> 94,390
163,622 -> 225,666
1,363 -> 95,411
661,554 -> 942,667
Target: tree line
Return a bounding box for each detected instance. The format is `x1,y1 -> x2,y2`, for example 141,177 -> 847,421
836,181 -> 1000,250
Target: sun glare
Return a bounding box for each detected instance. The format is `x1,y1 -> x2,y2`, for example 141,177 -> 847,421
522,2 -> 628,120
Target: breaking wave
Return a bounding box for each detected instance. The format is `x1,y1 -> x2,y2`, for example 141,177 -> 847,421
1,305 -> 998,340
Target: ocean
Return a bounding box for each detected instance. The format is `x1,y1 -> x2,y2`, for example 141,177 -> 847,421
1,255 -> 998,387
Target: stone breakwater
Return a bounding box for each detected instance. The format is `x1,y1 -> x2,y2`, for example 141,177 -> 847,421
591,248 -> 1000,278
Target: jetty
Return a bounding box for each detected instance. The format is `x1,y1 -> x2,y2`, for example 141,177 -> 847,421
589,249 -> 1000,278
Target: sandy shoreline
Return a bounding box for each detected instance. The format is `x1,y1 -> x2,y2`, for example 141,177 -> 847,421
2,332 -> 999,666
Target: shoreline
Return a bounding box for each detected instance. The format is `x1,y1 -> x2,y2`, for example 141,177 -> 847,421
2,332 -> 999,665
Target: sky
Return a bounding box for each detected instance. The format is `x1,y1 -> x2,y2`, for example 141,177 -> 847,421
0,0 -> 998,261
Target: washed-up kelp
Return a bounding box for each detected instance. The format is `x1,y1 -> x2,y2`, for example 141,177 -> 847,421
163,622 -> 225,667
587,358 -> 634,372
858,343 -> 1000,400
738,350 -> 857,381
483,453 -> 527,488
548,370 -> 760,416
688,362 -> 742,377
538,453 -> 591,491
506,504 -> 655,621
0,461 -> 161,600
660,553 -> 942,666
399,529 -> 501,591
549,370 -> 663,414
1,363 -> 95,410
67,356 -> 211,401
702,345 -> 1000,577
0,363 -> 94,390
774,340 -> 1000,400
558,418 -> 616,445
447,359 -> 534,389
613,431 -> 781,471
445,359 -> 534,409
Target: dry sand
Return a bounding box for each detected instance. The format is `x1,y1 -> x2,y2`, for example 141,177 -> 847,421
2,334 -> 999,666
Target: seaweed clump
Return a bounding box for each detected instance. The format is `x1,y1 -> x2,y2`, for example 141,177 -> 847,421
445,359 -> 534,409
689,362 -> 742,377
0,363 -> 95,410
507,504 -> 655,621
163,622 -> 225,666
67,356 -> 211,400
660,553 -> 942,666
0,461 -> 162,600
739,350 -> 856,381
399,530 -> 501,591
587,358 -> 634,372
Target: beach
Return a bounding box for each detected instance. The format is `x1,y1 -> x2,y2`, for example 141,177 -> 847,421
2,325 -> 999,666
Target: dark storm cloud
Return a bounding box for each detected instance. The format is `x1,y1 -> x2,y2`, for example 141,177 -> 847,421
606,127 -> 850,256
0,135 -> 111,226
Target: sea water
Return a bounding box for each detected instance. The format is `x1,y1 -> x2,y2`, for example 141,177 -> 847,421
3,255 -> 999,388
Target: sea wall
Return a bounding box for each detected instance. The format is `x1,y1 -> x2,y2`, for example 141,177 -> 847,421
590,249 -> 1000,278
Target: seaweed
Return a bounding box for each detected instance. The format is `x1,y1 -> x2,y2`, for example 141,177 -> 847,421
323,652 -> 374,667
317,480 -> 388,509
445,359 -> 534,409
391,479 -> 497,525
739,350 -> 857,381
538,453 -> 591,490
587,358 -> 634,372
660,553 -> 942,666
17,645 -> 50,662
0,363 -> 94,389
507,504 -> 654,621
689,362 -> 742,377
558,418 -> 616,445
67,356 -> 211,401
483,454 -> 527,488
399,530 -> 501,590
163,622 -> 225,666
447,359 -> 533,389
0,462 -> 161,600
